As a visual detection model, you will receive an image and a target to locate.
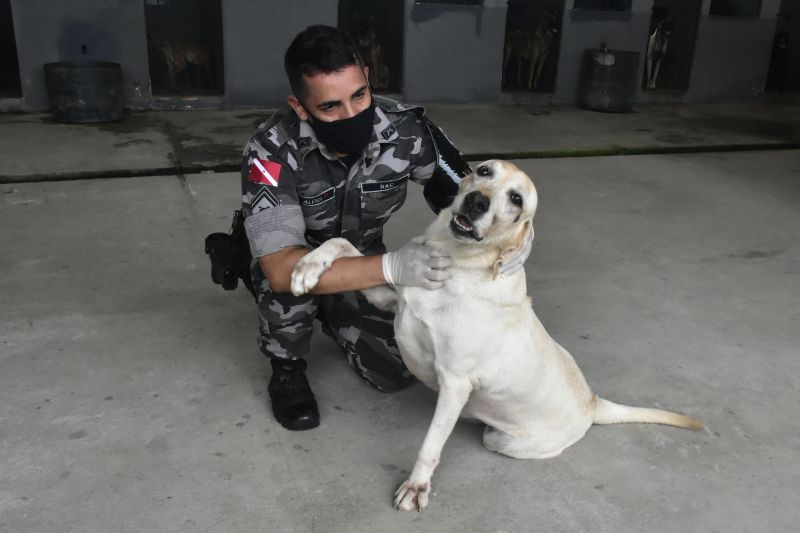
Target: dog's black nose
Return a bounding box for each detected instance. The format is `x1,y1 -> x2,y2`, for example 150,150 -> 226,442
464,191 -> 490,216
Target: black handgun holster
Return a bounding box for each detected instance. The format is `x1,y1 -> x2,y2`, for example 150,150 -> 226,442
204,210 -> 256,300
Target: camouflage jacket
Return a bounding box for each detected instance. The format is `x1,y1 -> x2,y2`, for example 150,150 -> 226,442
241,95 -> 440,258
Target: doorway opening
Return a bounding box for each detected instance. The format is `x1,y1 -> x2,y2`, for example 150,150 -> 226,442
338,0 -> 404,94
0,0 -> 22,97
642,0 -> 701,92
502,0 -> 563,94
766,0 -> 800,92
144,0 -> 224,96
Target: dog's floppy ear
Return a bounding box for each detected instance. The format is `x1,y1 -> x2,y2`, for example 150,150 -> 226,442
492,219 -> 534,278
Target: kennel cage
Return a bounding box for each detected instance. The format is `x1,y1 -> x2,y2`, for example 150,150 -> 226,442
642,0 -> 701,92
766,0 -> 800,91
338,0 -> 404,94
144,0 -> 224,96
502,0 -> 563,94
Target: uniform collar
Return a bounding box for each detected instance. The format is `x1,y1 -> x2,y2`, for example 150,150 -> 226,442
295,101 -> 399,164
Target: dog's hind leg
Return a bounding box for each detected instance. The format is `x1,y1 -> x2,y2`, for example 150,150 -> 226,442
651,59 -> 663,89
482,426 -> 578,459
533,51 -> 549,89
527,56 -> 536,89
502,45 -> 511,85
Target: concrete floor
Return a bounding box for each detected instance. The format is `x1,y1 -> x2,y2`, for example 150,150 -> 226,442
2,103 -> 799,181
1,151 -> 799,532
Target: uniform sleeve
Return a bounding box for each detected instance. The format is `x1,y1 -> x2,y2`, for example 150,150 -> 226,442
409,112 -> 437,185
410,112 -> 472,214
240,135 -> 307,258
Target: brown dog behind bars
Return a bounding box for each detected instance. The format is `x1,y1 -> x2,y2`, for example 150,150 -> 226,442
153,40 -> 212,90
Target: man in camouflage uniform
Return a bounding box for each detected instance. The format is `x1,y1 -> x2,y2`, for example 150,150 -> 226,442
241,25 -> 527,431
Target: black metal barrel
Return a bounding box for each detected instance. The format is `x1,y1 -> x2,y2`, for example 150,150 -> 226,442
577,49 -> 640,113
44,61 -> 124,123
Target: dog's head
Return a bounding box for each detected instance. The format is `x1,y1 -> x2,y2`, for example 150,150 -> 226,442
445,160 -> 537,265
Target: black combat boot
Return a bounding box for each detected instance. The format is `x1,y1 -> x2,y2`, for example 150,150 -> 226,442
267,358 -> 320,431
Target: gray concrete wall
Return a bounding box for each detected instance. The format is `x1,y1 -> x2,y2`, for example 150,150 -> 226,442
0,0 -> 788,111
221,0 -> 337,106
553,0 -> 783,104
686,0 -> 781,102
3,0 -> 150,112
402,0 -> 508,102
552,0 -> 653,104
0,0 -> 336,112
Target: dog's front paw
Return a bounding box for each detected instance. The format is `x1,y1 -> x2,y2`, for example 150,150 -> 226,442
290,255 -> 331,296
393,479 -> 431,511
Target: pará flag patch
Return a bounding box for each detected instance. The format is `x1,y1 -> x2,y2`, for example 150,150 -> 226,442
248,158 -> 282,187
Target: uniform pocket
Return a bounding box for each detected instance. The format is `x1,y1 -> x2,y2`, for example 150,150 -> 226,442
359,175 -> 408,221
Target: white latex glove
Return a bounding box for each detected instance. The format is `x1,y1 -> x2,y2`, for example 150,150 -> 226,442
498,225 -> 534,277
382,241 -> 452,289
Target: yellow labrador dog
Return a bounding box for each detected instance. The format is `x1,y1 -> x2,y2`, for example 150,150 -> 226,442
290,160 -> 703,511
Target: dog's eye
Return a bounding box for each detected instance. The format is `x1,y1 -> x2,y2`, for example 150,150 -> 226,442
509,192 -> 523,207
477,165 -> 491,177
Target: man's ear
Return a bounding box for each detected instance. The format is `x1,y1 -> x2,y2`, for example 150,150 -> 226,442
287,95 -> 309,121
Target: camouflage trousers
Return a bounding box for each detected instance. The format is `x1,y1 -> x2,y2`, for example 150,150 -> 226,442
254,271 -> 412,393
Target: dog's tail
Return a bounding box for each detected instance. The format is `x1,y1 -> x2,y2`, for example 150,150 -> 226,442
593,397 -> 704,431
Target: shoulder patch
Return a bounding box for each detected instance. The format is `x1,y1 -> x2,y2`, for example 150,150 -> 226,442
251,186 -> 281,211
380,124 -> 397,140
258,107 -> 298,150
248,159 -> 282,187
376,96 -> 422,114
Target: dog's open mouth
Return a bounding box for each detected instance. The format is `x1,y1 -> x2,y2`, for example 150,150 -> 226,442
450,213 -> 481,241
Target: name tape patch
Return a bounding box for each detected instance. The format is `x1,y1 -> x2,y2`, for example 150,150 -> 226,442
361,176 -> 408,194
299,187 -> 335,207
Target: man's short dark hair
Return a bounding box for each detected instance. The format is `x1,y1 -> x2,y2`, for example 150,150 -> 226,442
284,25 -> 364,100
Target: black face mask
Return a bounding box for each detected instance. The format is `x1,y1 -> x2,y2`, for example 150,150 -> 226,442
304,99 -> 376,155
